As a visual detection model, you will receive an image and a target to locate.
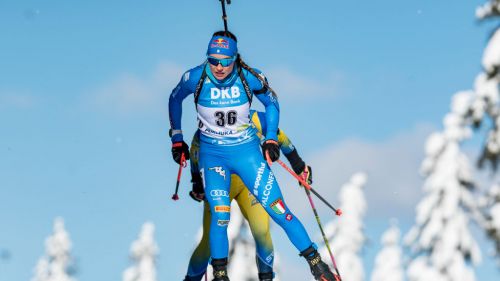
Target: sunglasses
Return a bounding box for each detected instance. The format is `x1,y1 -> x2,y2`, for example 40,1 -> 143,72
207,56 -> 236,67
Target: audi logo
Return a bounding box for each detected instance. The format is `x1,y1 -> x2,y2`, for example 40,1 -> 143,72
210,190 -> 229,197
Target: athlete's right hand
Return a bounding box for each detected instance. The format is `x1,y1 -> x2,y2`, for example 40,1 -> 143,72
189,172 -> 205,202
171,141 -> 190,164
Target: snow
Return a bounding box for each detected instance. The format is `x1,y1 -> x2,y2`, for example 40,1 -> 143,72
483,29 -> 500,75
319,173 -> 367,281
476,1 -> 500,19
228,240 -> 259,281
32,258 -> 50,281
491,203 -> 500,232
370,223 -> 404,281
452,91 -> 473,116
123,222 -> 159,281
405,83 -> 485,280
31,217 -> 77,281
227,207 -> 259,281
474,74 -> 499,110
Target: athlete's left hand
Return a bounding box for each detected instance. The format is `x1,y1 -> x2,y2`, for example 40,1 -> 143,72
299,165 -> 313,187
262,140 -> 280,162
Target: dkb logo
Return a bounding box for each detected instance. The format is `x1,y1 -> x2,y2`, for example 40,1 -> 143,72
210,87 -> 241,99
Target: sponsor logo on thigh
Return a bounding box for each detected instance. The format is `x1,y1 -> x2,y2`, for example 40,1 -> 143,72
210,189 -> 229,200
261,172 -> 275,207
214,205 -> 231,213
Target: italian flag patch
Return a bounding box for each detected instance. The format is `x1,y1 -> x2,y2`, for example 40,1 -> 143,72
270,198 -> 286,215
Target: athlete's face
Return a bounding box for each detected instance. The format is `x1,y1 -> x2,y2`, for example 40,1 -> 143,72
207,54 -> 235,80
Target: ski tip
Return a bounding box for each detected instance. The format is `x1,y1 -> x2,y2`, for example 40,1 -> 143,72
171,194 -> 179,201
335,209 -> 342,216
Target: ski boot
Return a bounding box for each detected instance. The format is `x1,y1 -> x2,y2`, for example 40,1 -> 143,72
258,272 -> 274,281
300,246 -> 339,281
211,258 -> 230,281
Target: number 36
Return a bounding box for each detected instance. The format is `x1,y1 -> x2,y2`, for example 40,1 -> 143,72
214,110 -> 237,127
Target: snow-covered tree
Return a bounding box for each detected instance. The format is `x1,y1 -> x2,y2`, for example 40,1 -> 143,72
31,217 -> 77,281
472,1 -> 500,170
487,184 -> 500,263
470,0 -> 500,262
405,93 -> 482,281
318,173 -> 367,281
370,221 -> 404,281
477,183 -> 500,264
123,222 -> 159,281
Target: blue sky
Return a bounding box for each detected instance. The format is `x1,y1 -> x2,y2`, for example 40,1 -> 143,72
1,0 -> 499,280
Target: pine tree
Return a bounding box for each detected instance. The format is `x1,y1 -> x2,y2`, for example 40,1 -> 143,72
471,1 -> 500,170
31,217 -> 77,281
123,222 -> 159,281
471,0 -> 500,263
370,221 -> 404,281
318,173 -> 367,281
405,93 -> 481,281
477,184 -> 500,265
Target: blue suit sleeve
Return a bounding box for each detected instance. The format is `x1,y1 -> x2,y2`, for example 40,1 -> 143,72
168,67 -> 201,143
247,69 -> 280,141
256,111 -> 268,133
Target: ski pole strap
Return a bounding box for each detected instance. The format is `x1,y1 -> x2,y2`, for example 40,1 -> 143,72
265,150 -> 273,167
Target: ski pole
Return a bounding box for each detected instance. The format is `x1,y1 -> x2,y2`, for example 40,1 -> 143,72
171,153 -> 187,201
266,152 -> 342,216
218,0 -> 231,32
301,171 -> 342,280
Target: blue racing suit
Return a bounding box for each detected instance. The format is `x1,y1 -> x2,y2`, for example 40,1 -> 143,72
169,63 -> 313,260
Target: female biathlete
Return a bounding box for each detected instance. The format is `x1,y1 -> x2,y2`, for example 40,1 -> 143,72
169,31 -> 337,281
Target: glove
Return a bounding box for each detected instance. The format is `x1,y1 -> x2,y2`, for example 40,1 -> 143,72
171,141 -> 190,164
285,149 -> 305,173
284,149 -> 312,186
189,171 -> 205,202
261,140 -> 280,162
298,165 -> 313,186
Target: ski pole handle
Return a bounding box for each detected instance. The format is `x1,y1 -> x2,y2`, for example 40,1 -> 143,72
265,150 -> 273,167
172,153 -> 186,201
